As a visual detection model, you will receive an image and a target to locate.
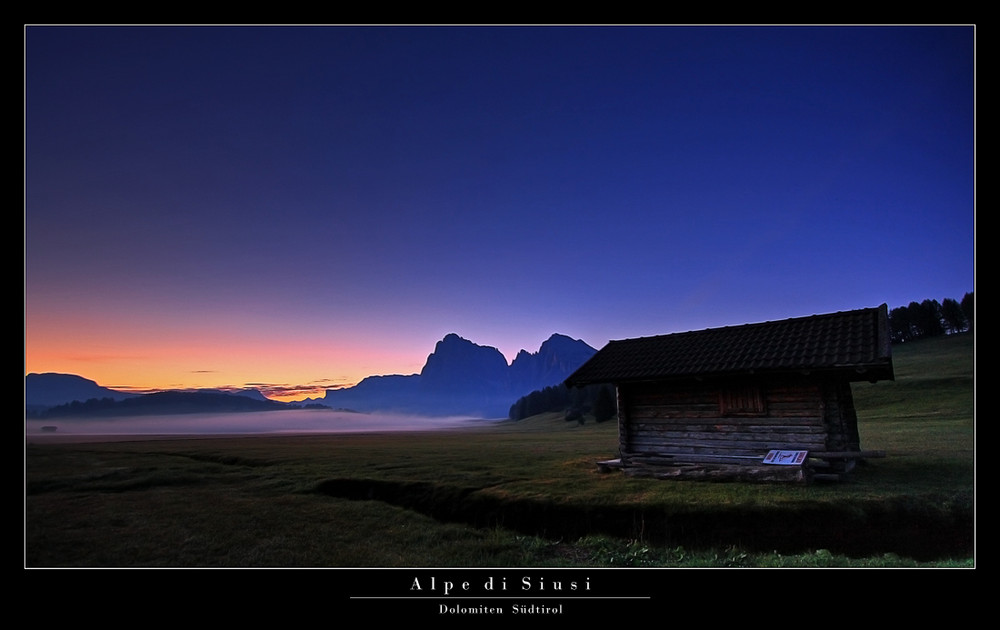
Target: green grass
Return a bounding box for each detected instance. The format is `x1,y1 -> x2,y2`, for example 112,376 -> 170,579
24,333 -> 975,568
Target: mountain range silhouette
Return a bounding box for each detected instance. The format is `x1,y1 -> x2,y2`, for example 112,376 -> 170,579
306,333 -> 597,417
26,333 -> 597,419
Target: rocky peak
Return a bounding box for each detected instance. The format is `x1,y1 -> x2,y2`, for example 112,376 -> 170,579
420,333 -> 510,390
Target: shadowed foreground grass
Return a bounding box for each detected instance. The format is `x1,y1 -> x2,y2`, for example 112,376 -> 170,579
25,334 -> 974,568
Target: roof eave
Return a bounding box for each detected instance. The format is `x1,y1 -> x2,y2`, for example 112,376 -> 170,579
566,362 -> 895,388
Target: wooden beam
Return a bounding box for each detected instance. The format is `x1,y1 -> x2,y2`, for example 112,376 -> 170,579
810,450 -> 886,459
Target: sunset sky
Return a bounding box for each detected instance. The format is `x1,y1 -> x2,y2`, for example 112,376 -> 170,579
24,25 -> 975,401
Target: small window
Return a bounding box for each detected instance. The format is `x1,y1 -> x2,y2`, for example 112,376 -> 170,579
720,385 -> 766,416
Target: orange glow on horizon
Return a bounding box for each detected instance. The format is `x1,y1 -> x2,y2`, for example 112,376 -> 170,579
24,317 -> 425,402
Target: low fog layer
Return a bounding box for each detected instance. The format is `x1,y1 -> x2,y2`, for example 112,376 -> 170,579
25,409 -> 488,436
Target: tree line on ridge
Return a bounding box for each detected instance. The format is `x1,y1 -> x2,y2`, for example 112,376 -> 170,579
509,383 -> 616,423
888,292 -> 973,344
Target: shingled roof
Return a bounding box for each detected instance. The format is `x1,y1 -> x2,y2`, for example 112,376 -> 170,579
565,305 -> 894,386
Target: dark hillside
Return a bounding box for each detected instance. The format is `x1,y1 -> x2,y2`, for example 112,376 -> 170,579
35,390 -> 288,418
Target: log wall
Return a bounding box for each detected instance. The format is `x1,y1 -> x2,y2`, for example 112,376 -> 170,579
617,377 -> 861,472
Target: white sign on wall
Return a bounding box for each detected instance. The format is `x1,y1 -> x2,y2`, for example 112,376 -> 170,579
763,450 -> 808,466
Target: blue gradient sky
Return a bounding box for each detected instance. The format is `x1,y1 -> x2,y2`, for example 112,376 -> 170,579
25,25 -> 975,400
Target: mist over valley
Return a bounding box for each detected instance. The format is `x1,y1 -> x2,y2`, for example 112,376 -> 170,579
25,409 -> 486,437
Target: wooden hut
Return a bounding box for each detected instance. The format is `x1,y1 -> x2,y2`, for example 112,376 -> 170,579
564,305 -> 894,482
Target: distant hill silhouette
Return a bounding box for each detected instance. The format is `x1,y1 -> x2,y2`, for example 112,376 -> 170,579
24,373 -> 284,418
36,390 -> 289,418
318,333 -> 597,418
25,373 -> 136,413
187,387 -> 273,403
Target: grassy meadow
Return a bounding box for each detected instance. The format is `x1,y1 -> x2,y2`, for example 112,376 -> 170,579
24,334 -> 974,568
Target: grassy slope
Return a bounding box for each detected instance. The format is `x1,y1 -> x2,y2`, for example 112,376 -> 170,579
25,333 -> 975,568
853,333 -> 975,494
